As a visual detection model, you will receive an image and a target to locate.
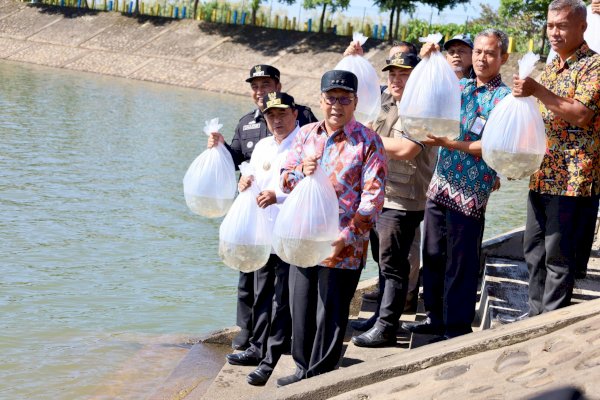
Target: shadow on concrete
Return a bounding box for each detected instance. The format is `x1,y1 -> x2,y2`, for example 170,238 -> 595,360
197,22 -> 384,56
29,2 -> 100,17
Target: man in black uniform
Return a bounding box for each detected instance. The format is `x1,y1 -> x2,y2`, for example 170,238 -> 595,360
208,64 -> 317,350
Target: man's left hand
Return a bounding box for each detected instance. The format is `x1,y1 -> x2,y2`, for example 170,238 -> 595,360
256,190 -> 276,208
592,0 -> 600,15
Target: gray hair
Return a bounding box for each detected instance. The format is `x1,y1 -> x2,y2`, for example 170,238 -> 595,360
549,0 -> 587,20
475,28 -> 509,55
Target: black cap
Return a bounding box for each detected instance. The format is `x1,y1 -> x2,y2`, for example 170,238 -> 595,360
320,70 -> 358,93
443,34 -> 474,50
245,64 -> 280,83
262,92 -> 296,112
382,52 -> 419,71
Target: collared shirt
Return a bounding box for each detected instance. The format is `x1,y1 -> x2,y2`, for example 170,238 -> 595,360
280,119 -> 387,270
530,42 -> 600,197
228,105 -> 317,167
248,126 -> 300,229
371,89 -> 437,211
427,75 -> 511,219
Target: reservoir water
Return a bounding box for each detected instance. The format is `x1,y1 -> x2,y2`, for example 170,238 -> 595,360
1,60 -> 529,399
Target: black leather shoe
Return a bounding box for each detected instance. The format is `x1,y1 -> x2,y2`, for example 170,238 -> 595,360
226,350 -> 261,366
362,288 -> 379,302
401,317 -> 445,335
247,367 -> 271,386
497,312 -> 529,324
276,370 -> 304,387
352,327 -> 396,347
351,315 -> 377,331
232,329 -> 250,350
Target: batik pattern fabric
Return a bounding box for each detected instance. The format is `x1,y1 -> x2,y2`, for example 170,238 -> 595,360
426,75 -> 510,219
530,42 -> 600,197
280,119 -> 387,270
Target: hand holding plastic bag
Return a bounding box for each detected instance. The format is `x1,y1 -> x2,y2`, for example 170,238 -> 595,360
272,153 -> 339,267
335,32 -> 382,124
585,4 -> 600,53
482,52 -> 546,180
398,33 -> 461,141
183,118 -> 237,217
218,162 -> 272,272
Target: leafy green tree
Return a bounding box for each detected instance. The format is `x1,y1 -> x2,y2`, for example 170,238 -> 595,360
498,0 -> 552,52
303,0 -> 350,33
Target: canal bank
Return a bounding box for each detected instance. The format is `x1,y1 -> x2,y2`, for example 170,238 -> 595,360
0,0 -> 540,109
0,0 -> 385,108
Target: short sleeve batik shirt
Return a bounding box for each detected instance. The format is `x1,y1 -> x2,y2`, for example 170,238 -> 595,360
529,43 -> 600,197
427,75 -> 511,219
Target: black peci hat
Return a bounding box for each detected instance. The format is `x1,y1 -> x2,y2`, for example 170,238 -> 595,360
320,70 -> 358,93
262,92 -> 296,112
245,64 -> 281,83
382,52 -> 420,71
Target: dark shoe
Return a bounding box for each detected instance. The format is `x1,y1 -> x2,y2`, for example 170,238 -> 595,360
352,327 -> 396,347
575,269 -> 587,279
226,349 -> 261,366
351,315 -> 377,331
401,317 -> 445,335
497,312 -> 529,325
247,367 -> 271,386
362,288 -> 379,302
276,369 -> 305,387
232,329 -> 250,350
427,335 -> 448,344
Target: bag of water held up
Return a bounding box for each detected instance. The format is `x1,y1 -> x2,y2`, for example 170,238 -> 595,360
482,52 -> 546,180
398,33 -> 461,141
272,155 -> 339,268
334,32 -> 381,124
218,162 -> 272,272
585,4 -> 600,53
183,118 -> 237,217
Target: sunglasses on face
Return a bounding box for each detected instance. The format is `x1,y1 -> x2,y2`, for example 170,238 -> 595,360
322,95 -> 355,106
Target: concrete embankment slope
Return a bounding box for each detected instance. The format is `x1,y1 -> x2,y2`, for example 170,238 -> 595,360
0,0 -> 390,108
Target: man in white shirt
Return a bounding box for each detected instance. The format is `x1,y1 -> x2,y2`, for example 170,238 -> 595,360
225,92 -> 301,387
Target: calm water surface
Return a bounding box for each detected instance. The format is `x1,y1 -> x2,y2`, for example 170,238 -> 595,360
0,60 -> 529,399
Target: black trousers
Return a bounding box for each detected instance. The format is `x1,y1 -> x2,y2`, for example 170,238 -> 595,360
524,190 -> 596,316
422,199 -> 484,336
289,265 -> 361,378
236,271 -> 254,334
374,208 -> 424,333
575,193 -> 599,276
248,254 -> 291,372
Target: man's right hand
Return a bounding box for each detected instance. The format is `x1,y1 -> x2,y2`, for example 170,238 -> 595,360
207,132 -> 224,149
343,41 -> 363,57
592,0 -> 600,15
420,42 -> 440,58
238,175 -> 253,192
302,155 -> 320,176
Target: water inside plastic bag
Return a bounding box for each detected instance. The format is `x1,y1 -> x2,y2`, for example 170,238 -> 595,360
185,195 -> 234,218
402,117 -> 460,141
218,241 -> 271,272
272,237 -> 332,268
483,149 -> 544,180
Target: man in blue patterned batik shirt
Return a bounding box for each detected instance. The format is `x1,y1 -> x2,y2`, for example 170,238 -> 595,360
402,29 -> 511,340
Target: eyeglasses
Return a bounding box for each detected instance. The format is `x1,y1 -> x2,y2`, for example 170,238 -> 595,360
447,49 -> 471,56
322,95 -> 355,106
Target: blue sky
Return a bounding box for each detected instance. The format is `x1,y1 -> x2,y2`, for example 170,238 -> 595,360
270,0 -> 502,26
